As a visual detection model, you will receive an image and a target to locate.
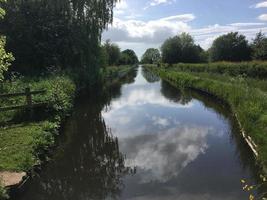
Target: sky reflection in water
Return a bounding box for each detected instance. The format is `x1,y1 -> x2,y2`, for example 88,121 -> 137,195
102,67 -> 255,200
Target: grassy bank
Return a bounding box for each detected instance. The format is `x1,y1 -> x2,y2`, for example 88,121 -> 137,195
144,64 -> 267,172
0,75 -> 75,199
0,65 -> 134,199
101,65 -> 136,82
163,61 -> 267,79
0,75 -> 76,169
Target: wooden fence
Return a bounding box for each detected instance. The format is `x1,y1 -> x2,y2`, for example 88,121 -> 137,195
0,87 -> 47,112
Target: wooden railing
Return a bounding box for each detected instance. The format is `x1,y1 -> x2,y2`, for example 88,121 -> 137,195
0,87 -> 47,111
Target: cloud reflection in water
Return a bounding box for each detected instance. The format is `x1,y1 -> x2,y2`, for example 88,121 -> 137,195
122,125 -> 211,183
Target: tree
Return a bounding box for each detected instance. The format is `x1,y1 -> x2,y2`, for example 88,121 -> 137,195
103,40 -> 121,66
0,0 -> 118,86
161,36 -> 182,64
119,49 -> 138,65
0,0 -> 14,81
141,48 -> 161,64
161,33 -> 204,64
210,32 -> 251,62
251,32 -> 267,60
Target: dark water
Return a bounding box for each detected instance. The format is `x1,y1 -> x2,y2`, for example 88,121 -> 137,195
12,66 -> 260,200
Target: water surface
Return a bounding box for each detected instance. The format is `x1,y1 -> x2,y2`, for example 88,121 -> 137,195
13,66 -> 259,200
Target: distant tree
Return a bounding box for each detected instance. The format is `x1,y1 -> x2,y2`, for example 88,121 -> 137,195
141,48 -> 161,64
161,36 -> 182,64
0,0 -> 14,81
103,40 -> 120,66
251,32 -> 267,60
119,49 -> 138,65
210,32 -> 251,62
161,33 -> 204,64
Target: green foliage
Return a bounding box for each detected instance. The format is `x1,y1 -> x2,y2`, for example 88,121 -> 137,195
210,32 -> 251,62
252,32 -> 267,61
164,61 -> 267,79
0,75 -> 75,172
119,49 -> 139,65
161,33 -> 206,64
0,36 -> 13,81
101,65 -> 134,82
0,0 -> 14,82
141,48 -> 161,64
0,121 -> 58,171
103,40 -> 121,66
0,75 -> 75,123
99,45 -> 109,68
146,64 -> 267,169
0,0 -> 118,84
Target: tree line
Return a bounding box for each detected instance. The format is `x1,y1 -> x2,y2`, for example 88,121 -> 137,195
101,40 -> 138,67
0,0 -> 121,87
141,32 -> 267,64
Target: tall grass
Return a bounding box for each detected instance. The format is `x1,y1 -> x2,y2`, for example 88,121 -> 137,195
163,61 -> 267,79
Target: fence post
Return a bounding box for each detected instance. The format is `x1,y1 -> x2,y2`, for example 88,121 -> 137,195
25,87 -> 32,108
25,87 -> 33,119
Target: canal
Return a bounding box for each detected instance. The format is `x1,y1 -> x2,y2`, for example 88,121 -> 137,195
12,66 -> 259,200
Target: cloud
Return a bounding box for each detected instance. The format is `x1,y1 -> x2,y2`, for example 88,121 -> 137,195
255,1 -> 267,8
229,22 -> 265,27
123,126 -> 210,183
103,14 -> 194,45
145,0 -> 176,9
259,14 -> 267,21
103,13 -> 267,57
114,0 -> 128,15
151,116 -> 171,127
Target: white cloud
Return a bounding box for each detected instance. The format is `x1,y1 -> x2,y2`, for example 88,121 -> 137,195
103,14 -> 194,44
259,14 -> 267,21
145,0 -> 176,9
114,0 -> 128,15
229,22 -> 265,27
255,1 -> 267,8
160,14 -> 195,22
152,116 -> 171,127
103,13 -> 267,57
123,126 -> 210,183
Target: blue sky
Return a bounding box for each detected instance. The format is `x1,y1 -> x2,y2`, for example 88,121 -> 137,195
102,0 -> 267,58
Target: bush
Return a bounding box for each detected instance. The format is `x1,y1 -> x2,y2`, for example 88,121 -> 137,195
0,75 -> 75,123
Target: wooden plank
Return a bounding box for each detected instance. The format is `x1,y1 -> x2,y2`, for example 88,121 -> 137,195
0,102 -> 48,111
0,90 -> 46,98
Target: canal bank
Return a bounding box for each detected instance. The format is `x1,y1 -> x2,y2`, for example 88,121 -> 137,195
144,65 -> 267,175
10,66 -> 263,200
0,65 -> 137,199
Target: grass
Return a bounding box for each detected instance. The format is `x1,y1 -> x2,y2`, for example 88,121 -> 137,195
0,121 -> 58,171
101,65 -> 134,79
0,74 -> 76,198
145,64 -> 267,172
163,61 -> 267,79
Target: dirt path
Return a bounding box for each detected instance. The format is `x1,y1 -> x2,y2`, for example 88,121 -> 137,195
0,171 -> 26,187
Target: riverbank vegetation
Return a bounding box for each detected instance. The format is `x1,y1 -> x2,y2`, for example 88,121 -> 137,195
142,30 -> 267,182
145,64 -> 267,170
0,0 -> 139,198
